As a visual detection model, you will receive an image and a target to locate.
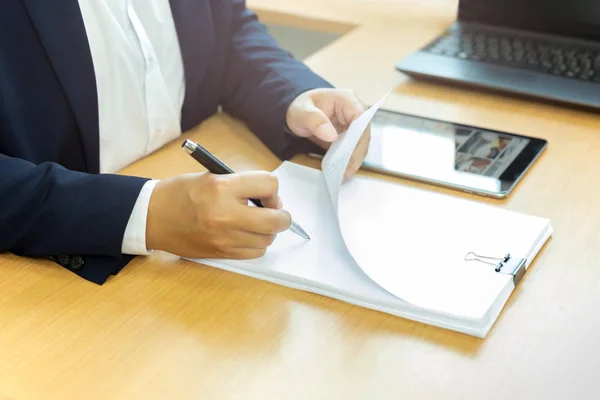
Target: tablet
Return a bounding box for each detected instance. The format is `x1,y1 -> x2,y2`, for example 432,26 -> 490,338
326,109 -> 546,199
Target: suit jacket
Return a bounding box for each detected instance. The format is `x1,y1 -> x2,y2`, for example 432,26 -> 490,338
0,0 -> 330,284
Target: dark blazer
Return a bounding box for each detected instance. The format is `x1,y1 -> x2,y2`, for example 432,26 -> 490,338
0,0 -> 330,284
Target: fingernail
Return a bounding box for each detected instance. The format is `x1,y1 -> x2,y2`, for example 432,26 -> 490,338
316,122 -> 337,142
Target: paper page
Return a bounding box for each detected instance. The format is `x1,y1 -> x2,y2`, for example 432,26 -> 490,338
321,95 -> 389,211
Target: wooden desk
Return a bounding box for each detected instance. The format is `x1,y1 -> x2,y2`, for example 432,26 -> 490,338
2,1 -> 600,398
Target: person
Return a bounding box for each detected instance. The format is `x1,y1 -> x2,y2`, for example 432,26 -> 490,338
0,0 -> 370,284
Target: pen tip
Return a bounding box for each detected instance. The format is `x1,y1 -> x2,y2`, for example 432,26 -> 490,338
290,221 -> 311,240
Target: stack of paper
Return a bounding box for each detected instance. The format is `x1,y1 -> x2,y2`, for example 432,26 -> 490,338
189,96 -> 552,337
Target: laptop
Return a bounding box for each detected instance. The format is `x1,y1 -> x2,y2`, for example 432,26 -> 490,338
395,0 -> 600,109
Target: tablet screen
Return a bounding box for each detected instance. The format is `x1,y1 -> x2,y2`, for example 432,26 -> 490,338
362,109 -> 547,197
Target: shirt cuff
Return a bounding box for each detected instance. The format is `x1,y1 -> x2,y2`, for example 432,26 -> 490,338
121,179 -> 160,255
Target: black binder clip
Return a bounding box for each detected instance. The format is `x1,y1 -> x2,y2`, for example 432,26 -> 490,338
464,252 -> 528,285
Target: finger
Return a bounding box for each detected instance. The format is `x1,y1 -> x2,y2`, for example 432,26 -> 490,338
227,171 -> 280,201
301,103 -> 338,142
335,91 -> 367,127
332,119 -> 346,134
236,206 -> 292,235
260,194 -> 283,209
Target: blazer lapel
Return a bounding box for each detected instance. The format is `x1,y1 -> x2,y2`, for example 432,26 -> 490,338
22,0 -> 100,173
169,0 -> 215,131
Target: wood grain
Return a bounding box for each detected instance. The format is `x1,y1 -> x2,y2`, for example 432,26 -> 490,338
2,1 -> 600,398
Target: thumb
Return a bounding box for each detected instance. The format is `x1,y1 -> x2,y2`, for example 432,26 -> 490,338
303,104 -> 338,142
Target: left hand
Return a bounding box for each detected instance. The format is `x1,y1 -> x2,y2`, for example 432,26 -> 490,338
286,88 -> 370,180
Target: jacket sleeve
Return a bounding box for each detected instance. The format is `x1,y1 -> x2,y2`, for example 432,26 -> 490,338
0,153 -> 149,284
219,0 -> 332,160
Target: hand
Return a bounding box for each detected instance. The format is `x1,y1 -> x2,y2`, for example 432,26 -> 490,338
146,171 -> 291,259
286,88 -> 371,180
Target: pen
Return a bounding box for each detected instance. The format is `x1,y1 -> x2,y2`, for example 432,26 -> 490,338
181,139 -> 310,240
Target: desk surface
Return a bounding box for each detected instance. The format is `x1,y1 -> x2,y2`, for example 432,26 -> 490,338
2,1 -> 600,398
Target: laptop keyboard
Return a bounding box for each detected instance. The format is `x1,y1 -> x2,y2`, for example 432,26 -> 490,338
424,28 -> 600,83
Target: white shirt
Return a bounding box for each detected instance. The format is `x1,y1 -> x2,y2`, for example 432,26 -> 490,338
78,0 -> 184,254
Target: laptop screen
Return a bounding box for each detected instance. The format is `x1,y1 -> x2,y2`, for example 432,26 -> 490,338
458,0 -> 600,42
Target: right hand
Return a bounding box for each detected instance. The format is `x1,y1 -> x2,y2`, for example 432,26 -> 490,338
146,171 -> 291,259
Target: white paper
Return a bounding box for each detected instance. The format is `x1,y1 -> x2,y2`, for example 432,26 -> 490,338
193,160 -> 550,326
322,95 -> 388,211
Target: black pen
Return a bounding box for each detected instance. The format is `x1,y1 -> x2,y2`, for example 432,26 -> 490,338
182,139 -> 310,240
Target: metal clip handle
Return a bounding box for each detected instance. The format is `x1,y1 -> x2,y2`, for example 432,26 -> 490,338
465,252 -> 527,285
